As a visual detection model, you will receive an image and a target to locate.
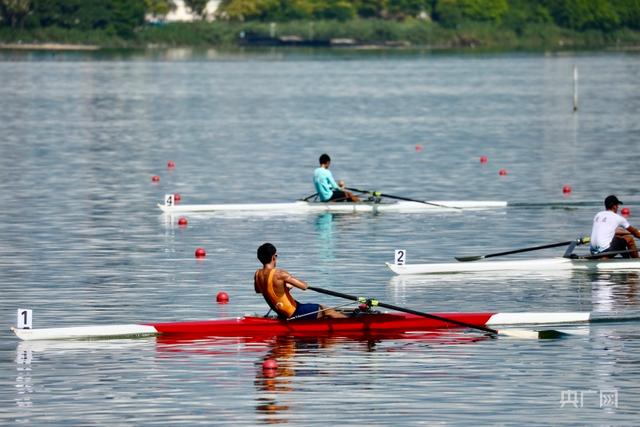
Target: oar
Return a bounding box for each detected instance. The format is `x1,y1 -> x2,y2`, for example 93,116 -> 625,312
308,286 -> 563,339
346,187 -> 462,210
308,286 -> 496,334
455,237 -> 589,262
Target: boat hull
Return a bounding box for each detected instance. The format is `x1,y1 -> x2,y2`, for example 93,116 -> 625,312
158,200 -> 507,214
386,258 -> 640,275
11,311 -> 594,341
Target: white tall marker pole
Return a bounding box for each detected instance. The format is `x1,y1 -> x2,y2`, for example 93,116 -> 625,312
573,65 -> 579,112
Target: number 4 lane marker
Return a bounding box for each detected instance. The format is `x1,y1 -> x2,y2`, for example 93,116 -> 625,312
17,309 -> 32,329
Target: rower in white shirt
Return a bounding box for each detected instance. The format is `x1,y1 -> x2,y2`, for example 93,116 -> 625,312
590,195 -> 640,258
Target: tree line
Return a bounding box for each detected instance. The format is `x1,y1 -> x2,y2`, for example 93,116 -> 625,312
1,0 -> 639,38
215,0 -> 640,31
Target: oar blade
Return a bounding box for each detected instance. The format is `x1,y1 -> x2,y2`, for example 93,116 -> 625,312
454,255 -> 485,262
499,329 -> 570,339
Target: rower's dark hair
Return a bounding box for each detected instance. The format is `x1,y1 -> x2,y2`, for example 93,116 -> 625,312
319,153 -> 331,165
257,243 -> 277,265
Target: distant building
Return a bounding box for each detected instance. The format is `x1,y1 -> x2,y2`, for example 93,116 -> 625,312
147,0 -> 220,23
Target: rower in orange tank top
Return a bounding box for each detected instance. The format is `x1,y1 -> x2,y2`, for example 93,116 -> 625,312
254,243 -> 347,320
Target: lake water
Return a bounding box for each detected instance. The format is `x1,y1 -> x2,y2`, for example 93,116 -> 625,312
1,48 -> 639,425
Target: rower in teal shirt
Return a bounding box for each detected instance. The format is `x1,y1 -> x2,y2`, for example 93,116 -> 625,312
313,154 -> 360,202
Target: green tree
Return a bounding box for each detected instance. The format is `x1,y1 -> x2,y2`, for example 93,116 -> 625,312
278,0 -> 314,20
501,0 -> 551,32
184,0 -> 209,17
216,0 -> 272,21
26,0 -> 145,37
216,0 -> 318,22
388,0 -> 431,19
435,0 -> 508,26
613,0 -> 640,29
313,0 -> 356,20
145,0 -> 176,16
0,0 -> 31,28
111,0 -> 145,36
355,0 -> 387,18
257,0 -> 313,21
544,0 -> 620,31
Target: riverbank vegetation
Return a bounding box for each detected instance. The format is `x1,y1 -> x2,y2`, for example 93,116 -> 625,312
1,0 -> 640,50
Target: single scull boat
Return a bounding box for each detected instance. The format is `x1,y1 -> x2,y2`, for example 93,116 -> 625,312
158,199 -> 507,214
386,257 -> 640,275
11,311 -> 602,341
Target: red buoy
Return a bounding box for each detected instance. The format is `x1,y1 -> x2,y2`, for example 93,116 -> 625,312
263,359 -> 278,370
498,169 -> 507,176
195,247 -> 206,258
178,217 -> 188,227
415,144 -> 423,152
151,175 -> 160,182
562,185 -> 572,194
621,207 -> 631,217
216,291 -> 229,304
167,160 -> 176,169
480,156 -> 488,164
174,193 -> 181,203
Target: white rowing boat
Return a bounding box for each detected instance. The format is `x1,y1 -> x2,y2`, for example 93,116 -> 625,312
386,257 -> 640,275
158,199 -> 507,214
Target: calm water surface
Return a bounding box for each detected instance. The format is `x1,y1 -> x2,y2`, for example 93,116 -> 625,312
1,48 -> 639,425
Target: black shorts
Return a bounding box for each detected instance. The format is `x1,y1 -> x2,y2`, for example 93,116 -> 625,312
609,236 -> 631,258
329,190 -> 348,202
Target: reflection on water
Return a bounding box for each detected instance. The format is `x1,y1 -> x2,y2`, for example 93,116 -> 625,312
389,270 -> 640,314
9,325 -> 640,425
590,272 -> 640,311
315,213 -> 335,278
15,347 -> 33,409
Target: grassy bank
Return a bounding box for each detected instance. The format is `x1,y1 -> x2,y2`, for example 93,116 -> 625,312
2,20 -> 640,51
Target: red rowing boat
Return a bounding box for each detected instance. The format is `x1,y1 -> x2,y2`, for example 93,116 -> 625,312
12,311 -> 593,341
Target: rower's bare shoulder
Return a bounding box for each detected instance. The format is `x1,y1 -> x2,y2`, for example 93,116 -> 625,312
276,268 -> 291,279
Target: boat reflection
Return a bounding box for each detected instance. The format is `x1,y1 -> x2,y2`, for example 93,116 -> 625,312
152,329 -> 491,355
315,212 -> 335,267
589,272 -> 640,311
154,331 -> 489,424
12,329 -> 488,419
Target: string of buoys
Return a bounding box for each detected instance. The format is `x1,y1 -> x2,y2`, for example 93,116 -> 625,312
152,160 -> 177,183
170,152 -> 630,335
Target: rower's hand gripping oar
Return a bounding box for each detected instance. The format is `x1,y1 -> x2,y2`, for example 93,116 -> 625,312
308,286 -> 566,339
455,236 -> 590,262
346,187 -> 462,210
